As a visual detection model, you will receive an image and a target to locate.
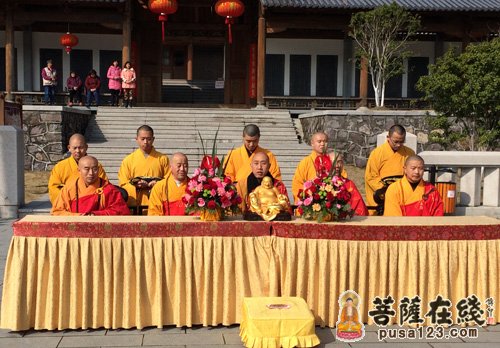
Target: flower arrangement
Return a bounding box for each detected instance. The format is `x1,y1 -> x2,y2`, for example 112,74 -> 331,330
296,153 -> 354,222
182,129 -> 242,220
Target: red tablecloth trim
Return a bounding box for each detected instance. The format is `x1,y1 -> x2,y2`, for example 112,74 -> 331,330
271,222 -> 500,241
12,221 -> 271,238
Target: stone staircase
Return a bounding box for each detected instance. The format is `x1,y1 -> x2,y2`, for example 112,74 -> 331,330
85,107 -> 311,196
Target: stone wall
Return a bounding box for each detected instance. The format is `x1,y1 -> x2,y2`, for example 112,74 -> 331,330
22,106 -> 92,170
299,109 -> 440,167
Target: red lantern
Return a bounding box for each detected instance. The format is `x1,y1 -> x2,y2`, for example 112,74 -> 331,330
214,0 -> 244,44
148,0 -> 178,42
60,32 -> 79,54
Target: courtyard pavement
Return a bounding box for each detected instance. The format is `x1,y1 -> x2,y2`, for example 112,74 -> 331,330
0,217 -> 499,348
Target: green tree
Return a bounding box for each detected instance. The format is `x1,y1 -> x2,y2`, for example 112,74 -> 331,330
349,3 -> 420,107
417,38 -> 500,151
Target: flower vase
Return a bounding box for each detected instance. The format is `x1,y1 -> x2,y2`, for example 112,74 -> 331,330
200,207 -> 223,221
303,211 -> 334,223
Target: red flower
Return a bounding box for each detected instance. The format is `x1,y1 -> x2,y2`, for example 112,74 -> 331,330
203,184 -> 211,190
309,185 -> 317,193
297,207 -> 303,215
313,193 -> 320,201
326,192 -> 334,201
325,201 -> 332,209
200,155 -> 220,171
207,200 -> 217,209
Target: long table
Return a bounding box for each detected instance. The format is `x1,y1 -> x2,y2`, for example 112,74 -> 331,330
1,215 -> 499,331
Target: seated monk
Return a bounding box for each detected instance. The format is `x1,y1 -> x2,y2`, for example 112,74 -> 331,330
48,133 -> 107,205
328,151 -> 368,216
337,298 -> 363,335
51,156 -> 130,216
148,153 -> 189,216
236,152 -> 290,220
249,176 -> 290,221
384,155 -> 444,216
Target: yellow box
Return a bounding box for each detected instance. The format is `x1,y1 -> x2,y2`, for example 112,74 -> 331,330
240,297 -> 320,348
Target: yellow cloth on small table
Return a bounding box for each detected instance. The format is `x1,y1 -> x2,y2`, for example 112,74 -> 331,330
240,297 -> 320,348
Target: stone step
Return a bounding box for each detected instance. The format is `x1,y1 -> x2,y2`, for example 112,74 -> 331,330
87,143 -> 310,150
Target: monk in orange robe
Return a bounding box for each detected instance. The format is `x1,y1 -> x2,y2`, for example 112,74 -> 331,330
292,132 -> 347,204
51,156 -> 129,216
236,152 -> 289,214
384,155 -> 444,216
365,125 -> 415,215
118,125 -> 170,213
48,133 -> 107,204
224,124 -> 281,183
328,152 -> 368,216
148,153 -> 189,216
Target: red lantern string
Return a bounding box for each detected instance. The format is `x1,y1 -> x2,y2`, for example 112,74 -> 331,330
159,13 -> 168,42
225,17 -> 235,44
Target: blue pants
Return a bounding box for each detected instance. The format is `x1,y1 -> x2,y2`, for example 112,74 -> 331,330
86,90 -> 100,106
44,85 -> 55,104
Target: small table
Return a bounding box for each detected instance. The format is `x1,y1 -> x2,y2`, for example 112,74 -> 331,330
240,297 -> 320,348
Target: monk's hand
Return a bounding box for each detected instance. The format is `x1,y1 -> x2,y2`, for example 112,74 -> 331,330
147,180 -> 157,188
135,180 -> 148,189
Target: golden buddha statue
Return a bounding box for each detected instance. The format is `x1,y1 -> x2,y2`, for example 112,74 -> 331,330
249,176 -> 291,221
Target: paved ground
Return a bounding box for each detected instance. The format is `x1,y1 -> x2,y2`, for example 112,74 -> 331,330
0,218 -> 499,348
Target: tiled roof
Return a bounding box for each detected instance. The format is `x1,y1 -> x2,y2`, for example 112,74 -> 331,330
260,0 -> 500,11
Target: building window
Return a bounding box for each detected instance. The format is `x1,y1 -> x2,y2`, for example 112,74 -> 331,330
316,55 -> 338,97
407,57 -> 429,98
265,54 -> 285,96
289,54 -> 311,96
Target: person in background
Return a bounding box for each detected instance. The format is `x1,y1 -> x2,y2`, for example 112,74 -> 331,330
118,125 -> 170,214
41,59 -> 57,105
107,60 -> 122,106
224,124 -> 281,184
365,125 -> 415,215
121,61 -> 136,108
66,71 -> 83,106
48,133 -> 108,205
85,69 -> 101,107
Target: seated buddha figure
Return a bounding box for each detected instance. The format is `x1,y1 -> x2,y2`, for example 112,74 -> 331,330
336,297 -> 363,340
249,176 -> 290,221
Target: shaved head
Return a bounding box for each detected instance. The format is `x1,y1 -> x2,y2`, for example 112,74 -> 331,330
68,133 -> 88,162
311,132 -> 328,154
171,152 -> 188,181
78,156 -> 99,185
243,124 -> 260,137
250,152 -> 270,179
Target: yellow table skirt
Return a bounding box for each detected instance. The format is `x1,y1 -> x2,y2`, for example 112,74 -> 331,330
240,297 -> 320,348
1,236 -> 274,330
273,238 -> 500,327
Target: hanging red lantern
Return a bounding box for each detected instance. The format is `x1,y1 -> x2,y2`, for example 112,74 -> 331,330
60,32 -> 79,54
148,0 -> 178,42
214,0 -> 244,44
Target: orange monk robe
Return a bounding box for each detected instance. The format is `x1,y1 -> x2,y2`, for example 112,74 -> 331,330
365,141 -> 415,215
51,176 -> 129,216
384,176 -> 444,216
291,152 -> 348,204
48,156 -> 108,204
118,147 -> 170,208
224,145 -> 281,183
344,179 -> 368,216
236,176 -> 289,213
148,175 -> 188,216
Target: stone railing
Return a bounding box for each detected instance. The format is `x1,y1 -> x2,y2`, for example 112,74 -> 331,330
419,151 -> 500,208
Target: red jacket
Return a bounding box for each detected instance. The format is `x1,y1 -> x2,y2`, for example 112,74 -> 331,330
85,75 -> 101,90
